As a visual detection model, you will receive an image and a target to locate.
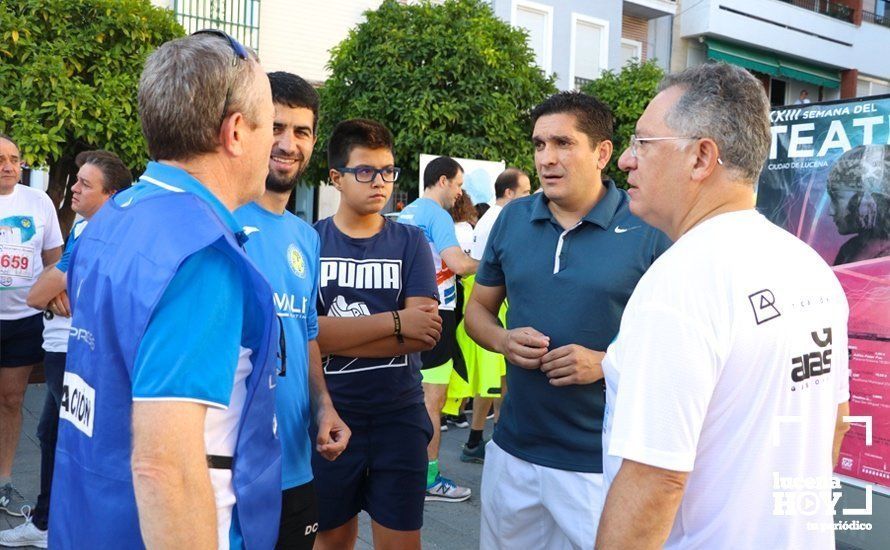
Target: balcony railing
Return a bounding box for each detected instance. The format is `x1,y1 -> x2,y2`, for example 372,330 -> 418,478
776,0 -> 855,23
863,0 -> 890,27
173,0 -> 261,51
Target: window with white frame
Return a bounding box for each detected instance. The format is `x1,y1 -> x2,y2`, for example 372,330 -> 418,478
620,38 -> 643,67
513,1 -> 552,74
571,15 -> 609,90
857,76 -> 890,97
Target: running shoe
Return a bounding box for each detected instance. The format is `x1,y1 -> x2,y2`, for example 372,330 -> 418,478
0,506 -> 47,548
440,416 -> 448,432
446,413 -> 469,429
425,475 -> 471,502
0,484 -> 26,517
460,442 -> 486,464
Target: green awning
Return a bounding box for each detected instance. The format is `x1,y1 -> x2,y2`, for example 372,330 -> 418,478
704,38 -> 840,88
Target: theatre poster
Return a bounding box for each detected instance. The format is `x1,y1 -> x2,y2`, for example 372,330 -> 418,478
757,95 -> 890,492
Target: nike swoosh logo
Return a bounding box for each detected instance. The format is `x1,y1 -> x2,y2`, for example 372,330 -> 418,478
614,225 -> 641,233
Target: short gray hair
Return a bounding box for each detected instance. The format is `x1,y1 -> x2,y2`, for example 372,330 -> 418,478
138,33 -> 260,161
658,63 -> 771,182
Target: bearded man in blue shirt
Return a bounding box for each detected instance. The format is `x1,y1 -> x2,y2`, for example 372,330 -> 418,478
236,71 -> 349,550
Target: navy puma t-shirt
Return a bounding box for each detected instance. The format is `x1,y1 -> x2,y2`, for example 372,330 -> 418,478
314,216 -> 438,413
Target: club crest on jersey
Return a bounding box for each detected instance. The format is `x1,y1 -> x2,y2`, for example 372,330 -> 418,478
287,244 -> 306,278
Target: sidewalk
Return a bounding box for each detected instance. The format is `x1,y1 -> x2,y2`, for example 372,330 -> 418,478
5,384 -> 487,549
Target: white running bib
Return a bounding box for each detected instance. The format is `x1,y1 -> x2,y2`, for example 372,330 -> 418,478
60,372 -> 96,437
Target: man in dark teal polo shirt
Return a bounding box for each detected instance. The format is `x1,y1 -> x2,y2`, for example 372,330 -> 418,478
466,91 -> 670,549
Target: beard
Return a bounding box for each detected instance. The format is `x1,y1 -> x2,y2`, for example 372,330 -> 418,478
266,164 -> 304,194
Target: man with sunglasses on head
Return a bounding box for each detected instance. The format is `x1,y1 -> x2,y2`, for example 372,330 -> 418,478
311,119 -> 441,550
235,71 -> 350,550
49,32 -> 281,549
465,91 -> 670,548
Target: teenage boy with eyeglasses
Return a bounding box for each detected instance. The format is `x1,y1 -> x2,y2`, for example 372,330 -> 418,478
311,119 -> 442,550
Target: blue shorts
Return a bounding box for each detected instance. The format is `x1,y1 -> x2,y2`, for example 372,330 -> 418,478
0,313 -> 44,367
311,402 -> 433,531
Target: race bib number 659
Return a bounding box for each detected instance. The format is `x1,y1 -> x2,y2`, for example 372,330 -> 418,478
0,243 -> 34,279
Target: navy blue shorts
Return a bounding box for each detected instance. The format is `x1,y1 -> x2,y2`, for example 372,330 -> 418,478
311,402 -> 433,531
0,313 -> 44,367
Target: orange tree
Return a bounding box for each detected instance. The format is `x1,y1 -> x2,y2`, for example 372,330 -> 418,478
581,59 -> 664,188
0,0 -> 182,233
306,0 -> 556,190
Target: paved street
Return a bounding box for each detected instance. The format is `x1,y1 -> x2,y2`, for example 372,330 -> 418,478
5,383 -> 488,549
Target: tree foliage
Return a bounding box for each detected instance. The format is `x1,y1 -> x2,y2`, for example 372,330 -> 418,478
582,59 -> 664,188
0,0 -> 183,233
306,0 -> 556,191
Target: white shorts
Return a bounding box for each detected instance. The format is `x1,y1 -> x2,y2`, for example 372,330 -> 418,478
479,440 -> 604,550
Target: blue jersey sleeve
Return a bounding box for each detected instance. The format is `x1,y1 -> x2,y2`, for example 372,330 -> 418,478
56,235 -> 77,273
56,220 -> 88,273
307,232 -> 320,340
404,228 -> 439,301
429,207 -> 461,254
132,246 -> 244,407
475,207 -> 506,287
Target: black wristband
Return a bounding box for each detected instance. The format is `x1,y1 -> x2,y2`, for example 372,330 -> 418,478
392,310 -> 404,343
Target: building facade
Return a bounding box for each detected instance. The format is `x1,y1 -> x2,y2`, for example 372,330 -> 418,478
488,0 -> 676,90
671,0 -> 890,106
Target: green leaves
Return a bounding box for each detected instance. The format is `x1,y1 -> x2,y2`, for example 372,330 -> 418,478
0,0 -> 183,171
581,59 -> 664,188
306,0 -> 556,190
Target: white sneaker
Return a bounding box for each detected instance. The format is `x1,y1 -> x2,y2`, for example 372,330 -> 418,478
425,475 -> 471,502
0,507 -> 48,548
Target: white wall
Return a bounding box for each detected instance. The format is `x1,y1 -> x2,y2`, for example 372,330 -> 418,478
258,0 -> 383,83
679,0 -> 890,78
152,0 -> 384,84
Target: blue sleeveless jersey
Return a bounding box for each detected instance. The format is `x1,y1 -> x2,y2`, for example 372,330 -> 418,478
50,164 -> 282,549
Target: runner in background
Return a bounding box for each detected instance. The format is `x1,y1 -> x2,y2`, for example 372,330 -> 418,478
459,168 -> 531,464
443,192 -> 477,431
0,151 -> 131,549
0,133 -> 62,519
398,156 -> 477,503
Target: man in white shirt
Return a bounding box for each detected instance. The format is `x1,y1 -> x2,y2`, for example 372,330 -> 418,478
470,168 -> 531,261
597,63 -> 851,549
0,133 -> 63,518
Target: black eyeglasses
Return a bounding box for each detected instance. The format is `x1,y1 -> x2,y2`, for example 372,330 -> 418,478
192,30 -> 250,123
336,166 -> 401,183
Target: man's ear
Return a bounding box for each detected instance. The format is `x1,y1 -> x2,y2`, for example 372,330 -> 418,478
690,138 -> 722,182
218,112 -> 247,157
596,140 -> 614,170
329,168 -> 342,189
